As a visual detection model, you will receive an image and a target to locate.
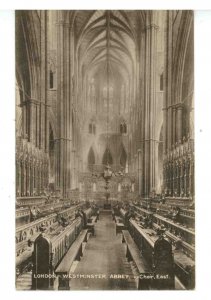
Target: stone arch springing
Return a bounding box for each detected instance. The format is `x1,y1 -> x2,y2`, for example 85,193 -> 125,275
16,78 -> 23,137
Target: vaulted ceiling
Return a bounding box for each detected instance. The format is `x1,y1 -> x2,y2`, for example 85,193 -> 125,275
72,11 -> 144,85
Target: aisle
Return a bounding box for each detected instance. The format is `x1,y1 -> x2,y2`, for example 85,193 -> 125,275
70,210 -> 137,290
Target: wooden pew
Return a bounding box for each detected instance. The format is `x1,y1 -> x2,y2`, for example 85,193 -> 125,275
122,230 -> 151,289
114,216 -> 122,223
96,210 -> 100,221
86,216 -> 97,236
116,222 -> 126,235
55,229 -> 88,290
122,228 -> 175,290
90,216 -> 98,223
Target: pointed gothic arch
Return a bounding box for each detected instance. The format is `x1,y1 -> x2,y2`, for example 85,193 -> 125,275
120,145 -> 127,169
102,148 -> 113,165
88,147 -> 95,171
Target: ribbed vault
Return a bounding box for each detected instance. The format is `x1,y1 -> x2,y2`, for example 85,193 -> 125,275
76,11 -> 137,81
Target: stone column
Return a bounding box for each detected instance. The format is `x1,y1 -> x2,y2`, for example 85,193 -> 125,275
137,149 -> 142,196
166,163 -> 169,195
30,164 -> 34,196
71,149 -> 76,189
172,107 -> 176,146
40,11 -> 47,151
186,159 -> 190,197
189,96 -> 194,140
190,159 -> 194,196
39,167 -> 42,195
36,103 -> 40,148
176,105 -> 183,143
180,161 -> 184,197
22,104 -> 27,139
54,140 -> 60,191
40,167 -> 43,194
171,161 -> 174,196
16,160 -> 20,196
143,21 -> 158,197
57,18 -> 65,196
183,162 -> 187,197
33,165 -> 36,196
17,160 -> 21,197
177,163 -> 181,196
20,161 -> 23,196
26,161 -> 30,196
167,108 -> 172,150
56,17 -> 72,197
45,162 -> 49,189
166,11 -> 173,151
37,167 -> 40,195
29,101 -> 37,145
22,161 -> 26,196
163,108 -> 167,154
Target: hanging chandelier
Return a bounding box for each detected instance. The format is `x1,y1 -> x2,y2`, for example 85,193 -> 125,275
103,163 -> 112,180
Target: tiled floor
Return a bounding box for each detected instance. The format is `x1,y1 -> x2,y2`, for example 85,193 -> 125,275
70,210 -> 137,290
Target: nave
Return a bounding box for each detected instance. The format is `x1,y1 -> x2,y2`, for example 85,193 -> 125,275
70,210 -> 136,290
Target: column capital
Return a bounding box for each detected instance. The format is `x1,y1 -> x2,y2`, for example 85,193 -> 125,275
168,102 -> 184,110
22,97 -> 50,107
145,24 -> 159,31
54,137 -> 72,142
176,103 -> 184,110
56,21 -> 71,29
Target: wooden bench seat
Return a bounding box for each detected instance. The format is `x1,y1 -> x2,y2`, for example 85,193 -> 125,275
122,230 -> 150,289
55,229 -> 88,289
86,223 -> 95,236
96,210 -> 100,221
153,222 -> 195,258
87,216 -> 97,235
114,216 -> 122,223
163,230 -> 194,258
116,222 -> 126,235
90,216 -> 97,223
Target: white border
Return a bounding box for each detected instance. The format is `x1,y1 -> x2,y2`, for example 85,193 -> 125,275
1,0 -> 211,10
0,4 -> 211,300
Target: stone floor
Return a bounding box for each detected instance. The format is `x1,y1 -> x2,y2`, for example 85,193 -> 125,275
70,210 -> 137,290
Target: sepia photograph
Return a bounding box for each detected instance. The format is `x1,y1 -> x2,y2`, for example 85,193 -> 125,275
15,10 -> 194,291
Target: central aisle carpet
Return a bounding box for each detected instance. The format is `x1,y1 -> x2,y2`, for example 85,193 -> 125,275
70,210 -> 137,290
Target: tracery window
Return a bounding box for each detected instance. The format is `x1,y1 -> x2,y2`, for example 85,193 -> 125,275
120,121 -> 127,134
89,121 -> 96,135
